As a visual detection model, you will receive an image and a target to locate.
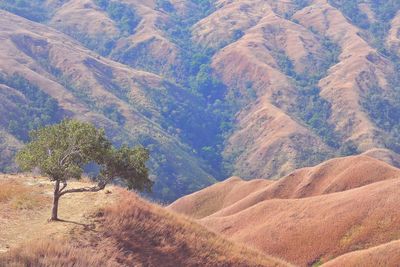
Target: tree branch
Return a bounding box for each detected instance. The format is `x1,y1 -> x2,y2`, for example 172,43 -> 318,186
59,181 -> 68,194
58,176 -> 111,197
59,149 -> 81,166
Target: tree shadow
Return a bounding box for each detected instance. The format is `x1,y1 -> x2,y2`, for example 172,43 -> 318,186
56,219 -> 96,231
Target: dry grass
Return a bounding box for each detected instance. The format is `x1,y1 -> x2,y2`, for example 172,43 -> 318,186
322,239 -> 400,267
0,240 -> 119,267
196,0 -> 399,181
170,155 -> 400,219
87,191 -> 289,267
198,178 -> 400,266
0,178 -> 290,267
0,175 -> 117,254
170,156 -> 400,266
0,177 -> 48,210
168,177 -> 273,219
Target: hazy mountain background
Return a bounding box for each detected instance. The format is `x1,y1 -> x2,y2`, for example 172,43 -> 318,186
0,0 -> 400,201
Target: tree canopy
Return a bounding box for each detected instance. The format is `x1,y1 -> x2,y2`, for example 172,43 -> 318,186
16,119 -> 152,220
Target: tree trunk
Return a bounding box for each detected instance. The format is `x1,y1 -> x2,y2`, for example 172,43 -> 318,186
51,180 -> 60,221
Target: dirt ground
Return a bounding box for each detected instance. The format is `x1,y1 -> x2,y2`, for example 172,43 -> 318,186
0,174 -> 119,253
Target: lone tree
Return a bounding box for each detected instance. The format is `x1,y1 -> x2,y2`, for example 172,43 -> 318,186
16,119 -> 152,221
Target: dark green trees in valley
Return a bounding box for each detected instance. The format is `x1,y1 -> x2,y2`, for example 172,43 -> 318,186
16,119 -> 151,221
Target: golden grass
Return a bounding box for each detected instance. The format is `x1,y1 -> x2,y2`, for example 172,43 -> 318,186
170,155 -> 400,266
322,239 -> 400,267
197,178 -> 400,266
0,186 -> 290,267
170,155 -> 400,219
91,191 -> 289,266
0,178 -> 47,210
0,239 -> 119,267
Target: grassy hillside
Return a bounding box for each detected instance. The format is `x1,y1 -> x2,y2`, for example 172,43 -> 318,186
170,155 -> 400,266
321,240 -> 400,267
1,0 -> 400,201
0,175 -> 289,267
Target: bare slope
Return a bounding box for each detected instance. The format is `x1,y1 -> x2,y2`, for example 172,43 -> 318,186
193,0 -> 400,179
170,155 -> 400,266
0,175 -> 289,267
49,0 -> 181,75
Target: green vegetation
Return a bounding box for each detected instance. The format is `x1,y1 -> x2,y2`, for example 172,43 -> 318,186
276,37 -> 342,150
156,0 -> 175,12
293,0 -> 310,9
147,0 -> 235,178
0,74 -> 61,141
325,1 -> 400,155
94,0 -> 140,35
329,1 -> 370,29
0,0 -> 48,22
330,0 -> 400,54
16,119 -> 151,220
343,1 -> 400,153
362,83 -> 400,153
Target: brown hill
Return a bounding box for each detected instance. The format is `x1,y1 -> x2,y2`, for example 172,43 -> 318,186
192,0 -> 400,179
170,155 -> 400,218
49,0 -> 181,75
168,176 -> 273,219
170,155 -> 400,266
0,175 -> 289,267
2,0 -> 400,203
321,239 -> 400,267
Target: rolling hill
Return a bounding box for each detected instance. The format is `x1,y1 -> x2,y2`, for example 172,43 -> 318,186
169,155 -> 400,266
0,0 -> 400,203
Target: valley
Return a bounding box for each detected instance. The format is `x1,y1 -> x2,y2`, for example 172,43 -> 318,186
1,0 -> 400,202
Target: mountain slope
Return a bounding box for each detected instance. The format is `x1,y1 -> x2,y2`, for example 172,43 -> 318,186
196,0 -> 400,179
169,155 -> 400,266
0,9 -> 216,201
321,239 -> 400,267
1,0 -> 400,202
0,175 -> 290,267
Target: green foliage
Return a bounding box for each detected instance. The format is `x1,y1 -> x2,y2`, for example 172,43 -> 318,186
296,85 -> 339,148
0,0 -> 48,22
330,1 -> 370,29
370,0 -> 400,22
16,119 -> 151,190
190,64 -> 226,100
102,104 -> 126,126
232,29 -> 244,41
276,54 -> 296,77
293,0 -> 310,9
156,0 -> 175,12
100,145 -> 152,192
0,74 -> 61,141
362,86 -> 400,153
109,0 -> 232,182
330,1 -> 400,54
94,0 -> 140,35
150,0 -> 235,178
189,0 -> 213,16
339,141 -> 360,156
16,119 -> 151,219
275,42 -> 342,149
16,120 -> 109,180
60,30 -> 116,56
